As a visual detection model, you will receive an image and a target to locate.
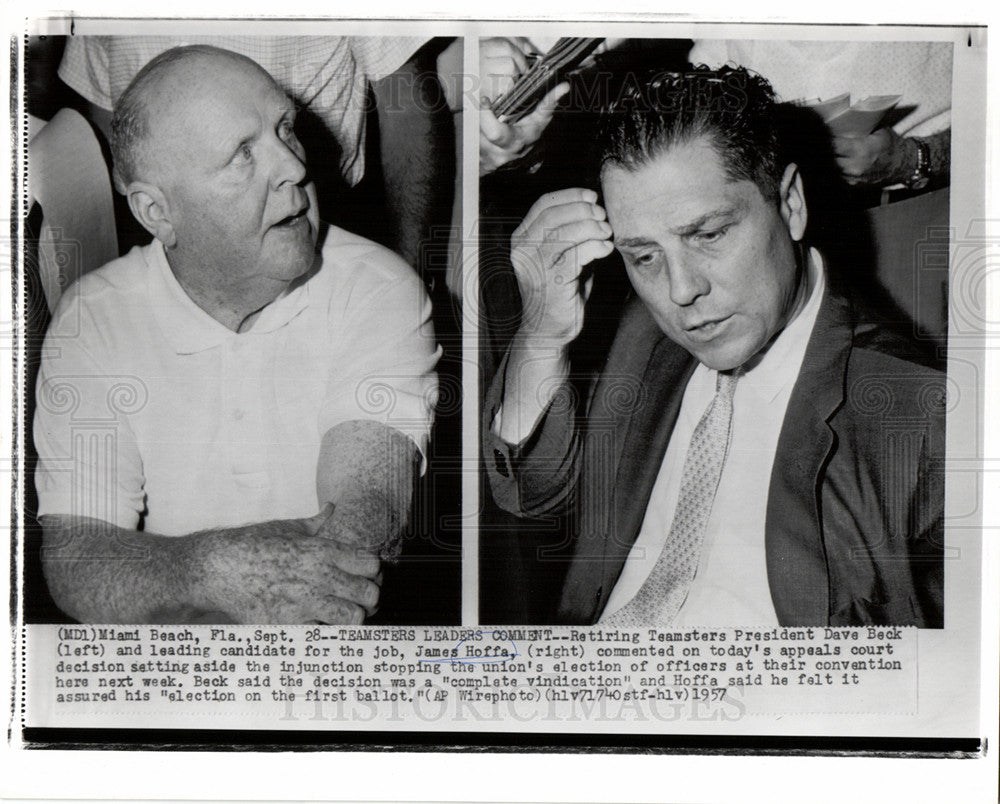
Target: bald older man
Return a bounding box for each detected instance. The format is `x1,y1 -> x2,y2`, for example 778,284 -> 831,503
33,46 -> 440,624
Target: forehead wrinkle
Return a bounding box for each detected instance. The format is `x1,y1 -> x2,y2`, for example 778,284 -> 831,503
145,56 -> 289,176
605,151 -> 755,243
669,200 -> 748,236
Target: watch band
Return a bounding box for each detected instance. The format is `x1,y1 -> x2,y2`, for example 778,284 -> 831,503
907,138 -> 931,190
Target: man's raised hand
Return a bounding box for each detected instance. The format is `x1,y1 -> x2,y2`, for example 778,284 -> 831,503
511,188 -> 614,348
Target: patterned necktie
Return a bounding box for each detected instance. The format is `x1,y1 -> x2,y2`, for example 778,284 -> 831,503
603,370 -> 739,626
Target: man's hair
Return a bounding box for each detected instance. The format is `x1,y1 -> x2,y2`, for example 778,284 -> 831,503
597,65 -> 784,202
109,45 -> 250,191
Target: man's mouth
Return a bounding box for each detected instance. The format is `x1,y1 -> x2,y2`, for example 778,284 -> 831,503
271,208 -> 309,229
684,315 -> 732,341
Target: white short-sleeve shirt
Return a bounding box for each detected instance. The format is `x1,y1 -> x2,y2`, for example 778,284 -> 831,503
34,224 -> 439,536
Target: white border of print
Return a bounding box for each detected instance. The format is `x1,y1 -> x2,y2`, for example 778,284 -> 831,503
2,2 -> 997,804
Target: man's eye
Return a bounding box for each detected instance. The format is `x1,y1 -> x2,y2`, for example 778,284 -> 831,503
696,226 -> 729,244
631,252 -> 659,267
234,144 -> 253,163
279,120 -> 295,139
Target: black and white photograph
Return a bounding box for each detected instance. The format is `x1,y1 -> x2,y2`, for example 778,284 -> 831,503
3,10 -> 996,804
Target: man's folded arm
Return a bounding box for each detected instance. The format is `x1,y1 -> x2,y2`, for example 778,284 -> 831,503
312,242 -> 440,558
38,510 -> 381,625
314,420 -> 421,561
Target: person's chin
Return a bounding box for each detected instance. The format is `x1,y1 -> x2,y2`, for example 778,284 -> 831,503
684,334 -> 757,372
263,240 -> 318,284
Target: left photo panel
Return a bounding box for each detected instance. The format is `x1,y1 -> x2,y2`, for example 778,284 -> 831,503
21,30 -> 464,627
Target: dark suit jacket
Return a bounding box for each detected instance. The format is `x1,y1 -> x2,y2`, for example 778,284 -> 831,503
485,286 -> 945,627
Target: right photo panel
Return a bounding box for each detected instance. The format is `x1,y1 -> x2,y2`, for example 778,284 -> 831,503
479,32 -> 954,625
476,25 -> 985,740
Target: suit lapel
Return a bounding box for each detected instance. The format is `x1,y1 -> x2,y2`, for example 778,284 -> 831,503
558,299 -> 696,623
766,290 -> 853,625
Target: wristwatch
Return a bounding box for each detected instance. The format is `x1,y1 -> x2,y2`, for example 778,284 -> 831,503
906,138 -> 931,190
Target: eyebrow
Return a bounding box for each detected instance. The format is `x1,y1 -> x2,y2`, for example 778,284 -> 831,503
670,204 -> 744,237
613,200 -> 748,248
614,236 -> 657,249
215,99 -> 297,163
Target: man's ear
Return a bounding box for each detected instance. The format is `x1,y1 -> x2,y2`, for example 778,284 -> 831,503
778,163 -> 807,242
124,182 -> 177,248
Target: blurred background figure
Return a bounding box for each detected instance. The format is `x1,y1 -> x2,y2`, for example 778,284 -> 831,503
478,37 -> 571,176
689,40 -> 951,192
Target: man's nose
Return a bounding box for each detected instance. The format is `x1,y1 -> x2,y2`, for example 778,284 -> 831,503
665,251 -> 710,306
268,136 -> 308,188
